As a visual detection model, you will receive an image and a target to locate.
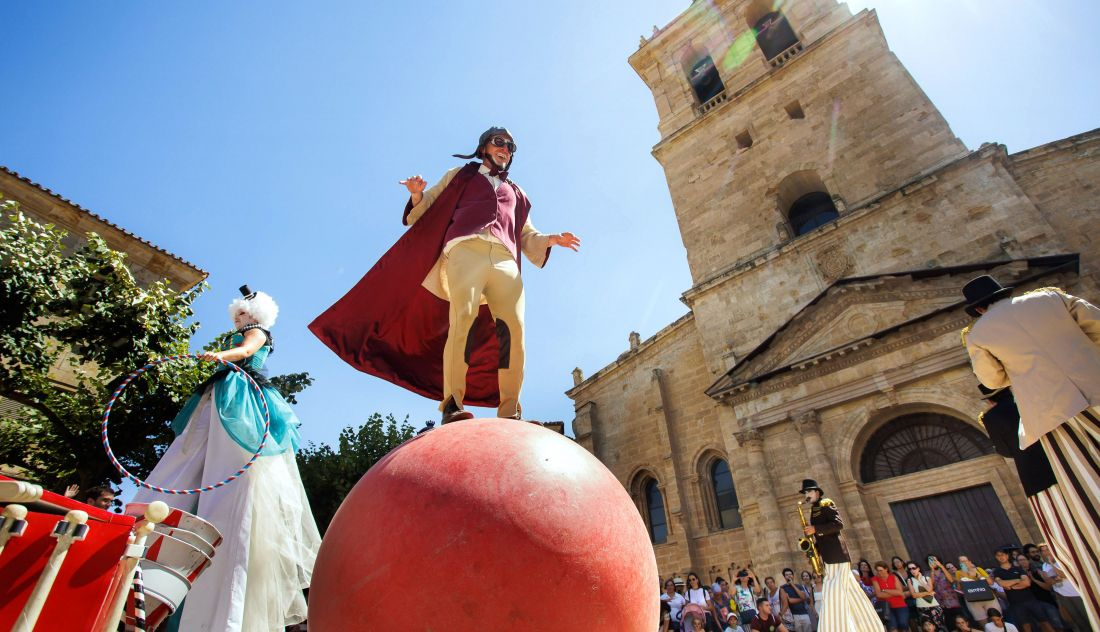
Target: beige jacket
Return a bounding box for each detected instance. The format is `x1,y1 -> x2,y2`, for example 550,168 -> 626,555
406,166 -> 552,301
965,289 -> 1100,447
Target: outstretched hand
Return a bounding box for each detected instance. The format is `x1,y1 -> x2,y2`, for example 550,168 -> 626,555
63,484 -> 79,498
550,232 -> 581,251
400,175 -> 427,205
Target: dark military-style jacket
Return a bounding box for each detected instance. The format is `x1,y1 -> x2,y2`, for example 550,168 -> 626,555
810,498 -> 849,564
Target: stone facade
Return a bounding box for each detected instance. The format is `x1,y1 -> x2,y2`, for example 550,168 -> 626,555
568,0 -> 1100,585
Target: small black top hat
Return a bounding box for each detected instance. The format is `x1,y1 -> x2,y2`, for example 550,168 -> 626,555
962,275 -> 1013,317
239,285 -> 257,300
799,479 -> 823,494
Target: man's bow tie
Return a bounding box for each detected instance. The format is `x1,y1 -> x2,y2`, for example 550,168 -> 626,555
489,167 -> 508,180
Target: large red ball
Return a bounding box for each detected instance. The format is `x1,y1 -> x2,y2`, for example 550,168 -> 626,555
308,418 -> 659,631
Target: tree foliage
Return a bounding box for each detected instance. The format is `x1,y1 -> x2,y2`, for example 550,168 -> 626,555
0,207 -> 310,491
296,413 -> 416,534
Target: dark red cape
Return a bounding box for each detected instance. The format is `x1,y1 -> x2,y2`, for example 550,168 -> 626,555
309,162 -> 522,407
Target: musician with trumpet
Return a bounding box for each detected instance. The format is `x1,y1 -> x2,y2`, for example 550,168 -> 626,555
798,479 -> 881,632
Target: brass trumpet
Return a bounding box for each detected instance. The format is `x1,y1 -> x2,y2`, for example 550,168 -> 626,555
797,501 -> 824,576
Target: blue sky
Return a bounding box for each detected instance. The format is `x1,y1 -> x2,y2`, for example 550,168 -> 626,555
3,1 -> 1098,455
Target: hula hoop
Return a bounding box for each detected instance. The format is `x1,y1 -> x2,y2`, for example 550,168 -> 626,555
100,353 -> 270,495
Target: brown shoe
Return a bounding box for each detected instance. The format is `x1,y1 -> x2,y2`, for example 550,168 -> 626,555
441,397 -> 474,425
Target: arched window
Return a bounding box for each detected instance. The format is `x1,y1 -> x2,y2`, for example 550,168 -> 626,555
788,191 -> 839,236
644,479 -> 669,543
860,412 -> 995,483
753,12 -> 799,61
687,55 -> 725,105
710,459 -> 742,529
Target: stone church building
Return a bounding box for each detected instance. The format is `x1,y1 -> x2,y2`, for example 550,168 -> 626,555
566,0 -> 1099,584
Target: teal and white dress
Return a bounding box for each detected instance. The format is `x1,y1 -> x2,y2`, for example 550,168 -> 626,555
134,326 -> 321,632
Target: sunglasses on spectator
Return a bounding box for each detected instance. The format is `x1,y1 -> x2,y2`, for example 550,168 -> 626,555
488,136 -> 517,153
908,566 -> 919,570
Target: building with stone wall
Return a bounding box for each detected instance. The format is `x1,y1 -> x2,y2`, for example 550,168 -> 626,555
0,166 -> 206,477
567,0 -> 1100,584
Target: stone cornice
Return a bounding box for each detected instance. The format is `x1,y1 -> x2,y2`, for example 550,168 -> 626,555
565,312 -> 695,399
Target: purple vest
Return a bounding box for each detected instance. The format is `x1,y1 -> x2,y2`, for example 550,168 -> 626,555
443,173 -> 530,263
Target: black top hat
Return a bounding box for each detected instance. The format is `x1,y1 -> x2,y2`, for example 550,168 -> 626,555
962,275 -> 1013,317
799,479 -> 823,494
239,285 -> 257,300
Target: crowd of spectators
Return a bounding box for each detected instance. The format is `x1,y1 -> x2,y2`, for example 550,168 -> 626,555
659,543 -> 1090,632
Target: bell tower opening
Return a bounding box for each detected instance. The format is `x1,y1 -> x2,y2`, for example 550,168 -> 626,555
777,170 -> 840,237
684,51 -> 725,106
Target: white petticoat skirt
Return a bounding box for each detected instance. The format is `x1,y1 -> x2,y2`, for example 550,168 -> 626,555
133,390 -> 322,631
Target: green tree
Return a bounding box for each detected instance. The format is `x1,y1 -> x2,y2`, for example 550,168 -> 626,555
296,413 -> 416,534
0,207 -> 310,491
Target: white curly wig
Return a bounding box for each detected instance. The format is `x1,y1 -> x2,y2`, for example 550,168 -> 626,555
228,291 -> 279,329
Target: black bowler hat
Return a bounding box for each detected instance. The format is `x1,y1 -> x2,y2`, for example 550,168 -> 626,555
799,479 -> 823,494
962,275 -> 1013,317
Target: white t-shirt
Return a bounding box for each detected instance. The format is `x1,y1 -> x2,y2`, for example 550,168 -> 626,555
662,592 -> 686,619
686,587 -> 712,607
1042,562 -> 1081,598
985,623 -> 1019,632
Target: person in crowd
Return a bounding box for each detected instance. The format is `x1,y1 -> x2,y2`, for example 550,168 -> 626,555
1034,544 -> 1090,632
859,559 -> 889,627
1015,552 -> 1064,630
765,576 -> 782,621
986,608 -> 1020,632
875,560 -> 911,632
714,577 -> 737,628
68,485 -> 116,511
686,572 -> 720,632
929,555 -> 966,628
752,596 -> 790,632
953,613 -> 977,632
958,555 -> 999,627
909,561 -> 946,630
962,277 -> 1100,626
662,600 -> 674,632
919,615 -> 940,632
780,568 -> 813,632
992,548 -> 1056,632
735,568 -> 763,632
798,570 -> 819,631
664,578 -> 687,631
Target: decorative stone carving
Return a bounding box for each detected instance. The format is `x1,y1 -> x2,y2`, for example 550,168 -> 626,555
815,245 -> 853,281
629,331 -> 641,351
572,367 -> 584,387
792,410 -> 821,435
734,428 -> 763,449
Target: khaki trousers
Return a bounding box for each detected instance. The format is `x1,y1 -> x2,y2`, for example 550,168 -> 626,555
441,238 -> 525,417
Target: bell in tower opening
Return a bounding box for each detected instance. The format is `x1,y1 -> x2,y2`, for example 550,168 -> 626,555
754,11 -> 799,60
688,55 -> 724,104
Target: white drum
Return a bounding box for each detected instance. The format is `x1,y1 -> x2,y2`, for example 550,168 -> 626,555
124,502 -> 222,551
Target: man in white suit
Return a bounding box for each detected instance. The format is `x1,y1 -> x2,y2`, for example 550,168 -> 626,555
962,274 -> 1100,629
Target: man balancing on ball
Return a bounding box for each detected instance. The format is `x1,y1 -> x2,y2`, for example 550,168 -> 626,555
310,126 -> 580,423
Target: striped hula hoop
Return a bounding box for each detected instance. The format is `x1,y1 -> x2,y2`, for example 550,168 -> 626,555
100,353 -> 270,495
